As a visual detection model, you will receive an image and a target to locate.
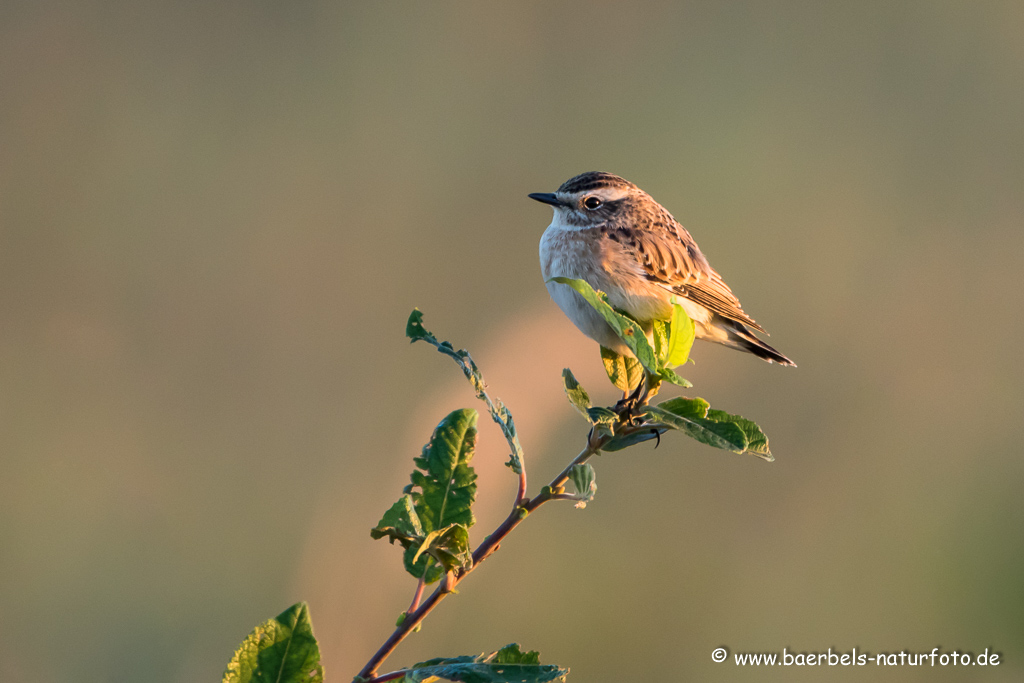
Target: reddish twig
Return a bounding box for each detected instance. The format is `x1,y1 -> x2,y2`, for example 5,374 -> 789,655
407,574 -> 426,615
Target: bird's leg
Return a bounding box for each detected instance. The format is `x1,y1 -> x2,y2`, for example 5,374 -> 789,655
614,375 -> 647,420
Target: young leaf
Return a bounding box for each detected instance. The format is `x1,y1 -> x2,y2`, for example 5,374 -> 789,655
568,463 -> 597,508
706,409 -> 773,460
548,277 -> 660,375
397,643 -> 568,683
665,300 -> 695,367
642,405 -> 749,454
600,346 -> 643,393
561,368 -> 591,419
223,602 -> 323,683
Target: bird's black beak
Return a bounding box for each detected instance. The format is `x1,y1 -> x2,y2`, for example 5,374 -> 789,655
528,192 -> 562,207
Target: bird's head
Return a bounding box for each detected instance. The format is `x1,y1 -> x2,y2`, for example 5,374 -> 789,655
529,172 -> 649,228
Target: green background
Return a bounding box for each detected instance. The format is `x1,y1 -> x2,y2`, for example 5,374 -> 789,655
2,2 -> 1022,681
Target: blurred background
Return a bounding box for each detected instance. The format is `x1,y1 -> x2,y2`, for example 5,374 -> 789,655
2,2 -> 1022,681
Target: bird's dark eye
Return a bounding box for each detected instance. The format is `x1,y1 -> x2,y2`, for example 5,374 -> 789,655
583,196 -> 602,210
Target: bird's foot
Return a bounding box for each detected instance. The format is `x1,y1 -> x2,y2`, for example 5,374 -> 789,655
614,381 -> 649,425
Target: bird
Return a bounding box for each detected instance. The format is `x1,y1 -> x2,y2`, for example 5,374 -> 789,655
532,171 -> 794,367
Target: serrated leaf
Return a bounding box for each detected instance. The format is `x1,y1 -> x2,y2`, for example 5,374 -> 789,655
493,644 -> 542,665
568,463 -> 597,508
666,301 -> 695,367
409,411 -> 478,532
222,602 -> 323,683
706,409 -> 773,460
398,643 -> 568,683
549,277 -> 660,374
371,494 -> 425,546
561,368 -> 591,419
373,409 -> 478,583
642,405 -> 748,453
600,346 -> 644,393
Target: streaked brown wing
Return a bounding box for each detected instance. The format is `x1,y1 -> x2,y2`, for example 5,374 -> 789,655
615,224 -> 767,333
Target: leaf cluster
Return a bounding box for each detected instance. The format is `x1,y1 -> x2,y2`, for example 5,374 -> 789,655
552,277 -> 772,460
371,408 -> 479,583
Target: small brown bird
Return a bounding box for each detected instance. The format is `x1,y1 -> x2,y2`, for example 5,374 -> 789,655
533,172 -> 794,366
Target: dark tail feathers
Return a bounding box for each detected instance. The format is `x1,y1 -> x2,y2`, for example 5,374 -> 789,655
723,321 -> 796,367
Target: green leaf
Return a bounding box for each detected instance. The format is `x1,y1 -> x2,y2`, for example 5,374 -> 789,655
568,463 -> 597,508
706,409 -> 773,460
407,309 -> 436,344
549,277 -> 659,374
372,409 -> 479,583
370,494 -> 425,546
600,346 -> 644,393
657,397 -> 710,420
561,368 -> 591,419
642,405 -> 748,454
411,523 -> 473,573
584,406 -> 618,425
665,301 -> 695,367
397,644 -> 568,683
406,408 -> 478,580
373,503 -> 474,580
492,643 -> 543,665
646,400 -> 773,460
658,366 -> 693,388
222,602 -> 323,683
651,319 -> 669,365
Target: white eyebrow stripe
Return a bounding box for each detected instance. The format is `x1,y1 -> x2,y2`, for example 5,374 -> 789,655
588,186 -> 629,202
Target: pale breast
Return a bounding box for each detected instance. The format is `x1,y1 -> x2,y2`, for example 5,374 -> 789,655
540,224 -> 677,356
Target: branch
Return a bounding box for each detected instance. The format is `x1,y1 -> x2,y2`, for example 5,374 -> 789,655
363,669 -> 410,683
406,574 -> 426,615
407,311 -> 528,505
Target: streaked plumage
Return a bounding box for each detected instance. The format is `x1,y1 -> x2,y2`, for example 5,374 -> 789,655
533,172 -> 794,366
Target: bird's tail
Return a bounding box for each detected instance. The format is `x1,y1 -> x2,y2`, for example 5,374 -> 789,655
719,319 -> 796,366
